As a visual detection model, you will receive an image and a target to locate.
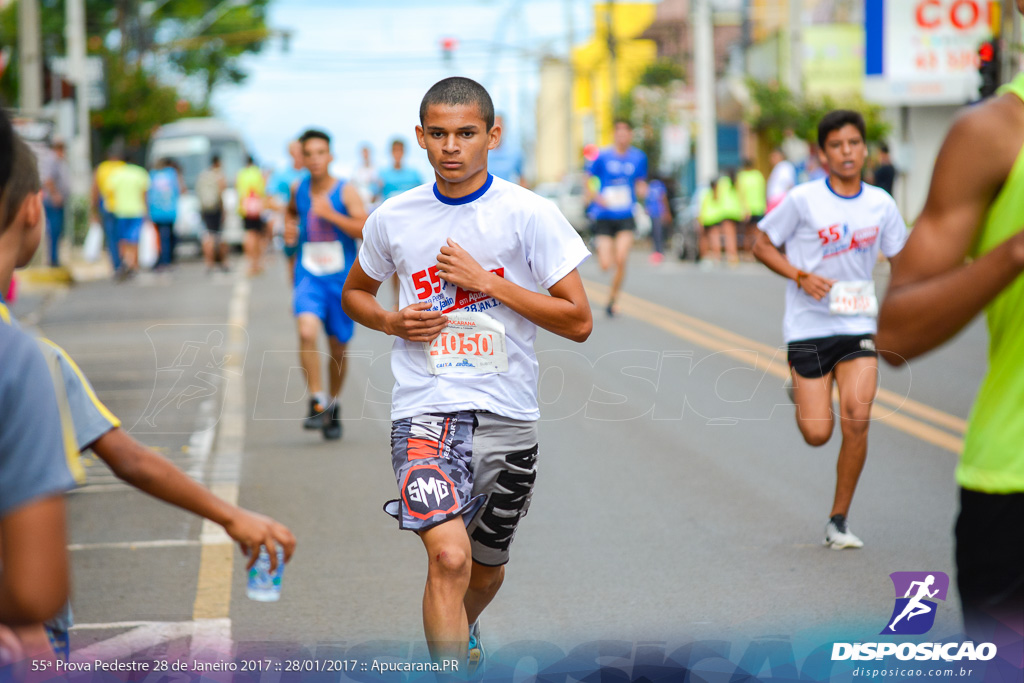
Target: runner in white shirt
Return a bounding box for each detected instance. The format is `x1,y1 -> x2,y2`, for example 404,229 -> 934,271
342,77 -> 592,670
766,148 -> 796,213
753,110 -> 908,550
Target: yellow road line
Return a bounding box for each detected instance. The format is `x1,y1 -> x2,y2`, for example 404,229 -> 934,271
584,280 -> 965,453
192,280 -> 249,621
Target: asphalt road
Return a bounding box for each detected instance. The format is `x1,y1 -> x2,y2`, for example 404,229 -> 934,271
15,247 -> 989,675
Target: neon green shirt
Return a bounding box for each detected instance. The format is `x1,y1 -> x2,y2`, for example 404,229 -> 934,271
737,168 -> 767,216
107,164 -> 150,219
236,165 -> 266,217
699,188 -> 723,226
715,177 -> 744,222
959,72 -> 1024,494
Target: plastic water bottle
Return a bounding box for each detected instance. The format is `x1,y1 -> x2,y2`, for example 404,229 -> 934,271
246,547 -> 285,602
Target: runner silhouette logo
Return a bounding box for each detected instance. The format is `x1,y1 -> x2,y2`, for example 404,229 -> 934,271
881,571 -> 949,635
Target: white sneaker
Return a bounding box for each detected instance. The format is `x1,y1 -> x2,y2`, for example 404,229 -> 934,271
824,514 -> 864,549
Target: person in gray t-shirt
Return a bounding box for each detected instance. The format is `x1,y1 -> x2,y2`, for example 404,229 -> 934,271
0,324 -> 75,632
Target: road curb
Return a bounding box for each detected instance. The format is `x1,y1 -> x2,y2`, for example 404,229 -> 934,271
19,260 -> 113,288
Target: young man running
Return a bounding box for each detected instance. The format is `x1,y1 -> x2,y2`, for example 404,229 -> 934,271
585,119 -> 647,316
342,77 -> 592,667
877,29 -> 1024,641
752,110 -> 908,549
286,129 -> 367,440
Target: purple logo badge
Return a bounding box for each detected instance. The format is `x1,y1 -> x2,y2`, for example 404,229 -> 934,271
881,572 -> 949,635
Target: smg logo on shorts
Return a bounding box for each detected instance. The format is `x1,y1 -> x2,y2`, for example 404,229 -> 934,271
402,465 -> 458,520
881,571 -> 949,635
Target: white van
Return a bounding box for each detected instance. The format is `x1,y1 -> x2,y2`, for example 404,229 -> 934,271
147,118 -> 247,249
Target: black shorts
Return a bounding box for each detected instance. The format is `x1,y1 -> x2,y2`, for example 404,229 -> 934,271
787,334 -> 877,379
593,217 -> 636,237
243,216 -> 264,232
201,210 -> 223,233
955,488 -> 1024,639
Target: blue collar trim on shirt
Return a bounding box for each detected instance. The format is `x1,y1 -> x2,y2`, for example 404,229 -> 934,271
825,177 -> 864,199
433,174 -> 494,206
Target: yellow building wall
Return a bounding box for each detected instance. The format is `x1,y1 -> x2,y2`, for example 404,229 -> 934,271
572,2 -> 658,148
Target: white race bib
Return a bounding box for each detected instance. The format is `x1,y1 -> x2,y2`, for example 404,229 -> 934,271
601,185 -> 633,211
301,241 -> 345,276
425,311 -> 508,375
829,280 -> 878,317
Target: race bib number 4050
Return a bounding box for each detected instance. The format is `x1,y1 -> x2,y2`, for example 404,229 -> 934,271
829,280 -> 879,317
425,311 -> 508,375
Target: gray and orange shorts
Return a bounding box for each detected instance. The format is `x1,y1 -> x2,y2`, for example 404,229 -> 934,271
384,410 -> 538,567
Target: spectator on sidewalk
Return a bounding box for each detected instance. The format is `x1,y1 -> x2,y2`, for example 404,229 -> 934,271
106,157 -> 150,280
147,158 -> 182,270
196,155 -> 229,272
91,148 -> 125,271
736,159 -> 766,253
41,138 -> 69,267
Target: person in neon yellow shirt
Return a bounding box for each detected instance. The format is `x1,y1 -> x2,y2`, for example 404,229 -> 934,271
736,159 -> 766,253
878,21 -> 1024,641
236,155 -> 268,276
107,160 -> 150,279
704,174 -> 741,265
91,151 -> 125,271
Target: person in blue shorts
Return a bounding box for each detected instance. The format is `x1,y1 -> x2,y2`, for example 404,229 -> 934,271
585,119 -> 648,316
286,129 -> 368,440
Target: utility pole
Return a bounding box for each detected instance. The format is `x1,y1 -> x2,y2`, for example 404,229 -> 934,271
66,0 -> 92,200
1003,0 -> 1021,84
693,0 -> 718,185
606,0 -> 618,119
788,0 -> 803,97
566,0 -> 576,174
18,0 -> 44,115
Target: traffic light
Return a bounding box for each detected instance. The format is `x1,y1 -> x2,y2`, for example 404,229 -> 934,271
978,39 -> 1000,99
440,37 -> 458,64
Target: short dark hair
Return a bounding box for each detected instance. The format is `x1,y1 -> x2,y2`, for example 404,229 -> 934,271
613,118 -> 633,130
210,154 -> 221,165
391,138 -> 405,149
419,77 -> 495,131
0,105 -> 12,190
818,109 -> 866,149
300,129 -> 331,148
0,135 -> 41,234
878,142 -> 890,154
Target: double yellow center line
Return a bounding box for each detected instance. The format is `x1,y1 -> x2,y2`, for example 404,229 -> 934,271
583,280 -> 966,453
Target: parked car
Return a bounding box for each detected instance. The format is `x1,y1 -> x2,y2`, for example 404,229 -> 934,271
533,173 -> 589,233
147,118 -> 247,250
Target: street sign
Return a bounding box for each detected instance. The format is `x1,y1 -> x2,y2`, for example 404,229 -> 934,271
863,0 -> 995,105
49,56 -> 106,109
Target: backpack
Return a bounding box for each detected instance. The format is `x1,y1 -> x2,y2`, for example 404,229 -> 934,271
196,169 -> 222,211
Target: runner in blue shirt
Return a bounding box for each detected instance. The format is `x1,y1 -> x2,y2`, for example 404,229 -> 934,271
269,140 -> 310,281
286,129 -> 368,440
147,159 -> 182,269
585,119 -> 648,316
379,139 -> 423,201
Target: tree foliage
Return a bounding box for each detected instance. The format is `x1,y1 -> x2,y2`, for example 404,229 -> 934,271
621,60 -> 686,174
747,79 -> 891,148
0,0 -> 272,157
